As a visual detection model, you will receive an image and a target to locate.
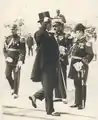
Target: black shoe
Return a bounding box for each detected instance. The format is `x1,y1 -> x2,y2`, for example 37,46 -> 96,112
78,105 -> 84,110
70,104 -> 79,108
47,112 -> 61,116
29,96 -> 37,108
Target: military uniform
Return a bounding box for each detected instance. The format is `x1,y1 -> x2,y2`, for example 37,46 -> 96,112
54,32 -> 69,99
3,34 -> 26,95
68,36 -> 94,108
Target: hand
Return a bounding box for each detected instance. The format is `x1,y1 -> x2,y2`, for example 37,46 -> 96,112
6,57 -> 13,63
59,46 -> 65,55
17,61 -> 23,68
82,58 -> 88,65
44,17 -> 50,22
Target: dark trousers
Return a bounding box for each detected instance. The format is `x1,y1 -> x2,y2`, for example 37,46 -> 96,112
28,46 -> 33,56
74,71 -> 87,107
33,88 -> 44,101
55,63 -> 67,99
41,65 -> 57,114
5,63 -> 20,95
5,63 -> 15,89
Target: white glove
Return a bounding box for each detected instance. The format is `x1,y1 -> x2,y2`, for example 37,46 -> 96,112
44,17 -> 49,22
59,46 -> 65,55
17,61 -> 23,68
6,57 -> 13,63
73,62 -> 83,71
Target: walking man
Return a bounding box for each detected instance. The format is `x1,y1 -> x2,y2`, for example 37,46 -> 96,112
30,11 -> 60,116
3,24 -> 26,98
26,33 -> 34,56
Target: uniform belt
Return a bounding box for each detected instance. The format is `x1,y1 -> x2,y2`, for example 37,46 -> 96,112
7,48 -> 20,52
71,56 -> 82,60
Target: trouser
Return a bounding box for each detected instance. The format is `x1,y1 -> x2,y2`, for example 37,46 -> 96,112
55,64 -> 67,99
14,67 -> 21,95
5,63 -> 15,89
5,63 -> 21,95
28,46 -> 33,56
41,65 -> 57,114
33,88 -> 44,101
74,71 -> 87,107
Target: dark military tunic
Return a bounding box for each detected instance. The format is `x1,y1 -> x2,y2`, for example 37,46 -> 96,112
54,32 -> 69,99
3,35 -> 26,65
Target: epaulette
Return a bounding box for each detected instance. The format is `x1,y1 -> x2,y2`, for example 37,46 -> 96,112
5,35 -> 13,43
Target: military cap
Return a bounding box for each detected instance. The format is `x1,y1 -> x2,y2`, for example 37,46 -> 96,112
74,23 -> 86,32
11,24 -> 18,30
52,18 -> 64,27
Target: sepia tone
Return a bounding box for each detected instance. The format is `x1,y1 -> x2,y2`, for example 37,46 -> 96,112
0,0 -> 98,120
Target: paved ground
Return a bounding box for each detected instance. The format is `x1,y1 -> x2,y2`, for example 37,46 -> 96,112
0,47 -> 98,120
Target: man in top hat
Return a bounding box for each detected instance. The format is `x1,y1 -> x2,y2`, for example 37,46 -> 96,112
30,11 -> 60,116
3,24 -> 26,98
54,9 -> 66,23
68,23 -> 94,109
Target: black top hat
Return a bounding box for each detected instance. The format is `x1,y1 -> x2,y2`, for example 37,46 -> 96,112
74,23 -> 86,32
37,11 -> 51,23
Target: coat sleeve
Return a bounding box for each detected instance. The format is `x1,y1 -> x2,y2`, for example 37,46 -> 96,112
34,23 -> 47,45
18,39 -> 26,64
82,42 -> 94,64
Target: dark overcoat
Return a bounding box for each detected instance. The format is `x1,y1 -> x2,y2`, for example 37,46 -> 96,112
31,23 -> 59,87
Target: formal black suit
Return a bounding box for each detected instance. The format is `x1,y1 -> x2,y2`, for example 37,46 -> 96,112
31,23 -> 59,114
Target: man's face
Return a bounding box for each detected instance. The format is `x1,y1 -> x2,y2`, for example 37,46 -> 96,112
28,33 -> 31,37
46,22 -> 52,31
53,24 -> 63,33
11,29 -> 17,35
75,30 -> 84,39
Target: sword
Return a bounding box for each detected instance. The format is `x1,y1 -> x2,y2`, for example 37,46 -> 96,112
80,69 -> 85,108
59,61 -> 67,97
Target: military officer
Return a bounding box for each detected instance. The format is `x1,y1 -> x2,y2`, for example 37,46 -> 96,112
68,23 -> 94,109
3,24 -> 26,98
52,19 -> 69,103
